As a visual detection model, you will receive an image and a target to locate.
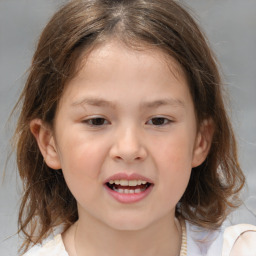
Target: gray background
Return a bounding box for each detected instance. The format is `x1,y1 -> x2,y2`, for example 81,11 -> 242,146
0,0 -> 255,255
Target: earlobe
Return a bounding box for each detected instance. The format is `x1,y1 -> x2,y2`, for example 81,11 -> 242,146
192,119 -> 214,168
30,119 -> 61,170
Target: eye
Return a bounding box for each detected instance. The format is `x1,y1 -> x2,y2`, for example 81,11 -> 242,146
147,117 -> 172,126
83,117 -> 110,126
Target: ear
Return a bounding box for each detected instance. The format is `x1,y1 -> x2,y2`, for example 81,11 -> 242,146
30,119 -> 61,170
192,119 -> 214,168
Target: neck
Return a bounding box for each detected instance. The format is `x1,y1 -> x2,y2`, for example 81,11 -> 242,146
65,211 -> 181,256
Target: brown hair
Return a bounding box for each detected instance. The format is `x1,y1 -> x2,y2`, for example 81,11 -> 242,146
14,0 -> 245,253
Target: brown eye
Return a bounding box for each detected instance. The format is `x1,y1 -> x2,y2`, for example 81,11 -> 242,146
147,117 -> 171,126
83,118 -> 109,126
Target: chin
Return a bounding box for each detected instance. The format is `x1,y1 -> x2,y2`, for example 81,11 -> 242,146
103,213 -> 154,232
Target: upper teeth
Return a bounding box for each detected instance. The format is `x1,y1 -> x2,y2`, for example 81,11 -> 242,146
108,180 -> 147,186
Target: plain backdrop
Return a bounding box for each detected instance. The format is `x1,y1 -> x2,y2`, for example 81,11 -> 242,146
0,0 -> 255,255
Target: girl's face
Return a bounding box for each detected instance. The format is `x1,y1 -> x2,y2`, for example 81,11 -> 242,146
39,41 -> 210,231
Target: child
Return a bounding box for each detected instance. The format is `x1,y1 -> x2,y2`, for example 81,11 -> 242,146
14,0 -> 256,255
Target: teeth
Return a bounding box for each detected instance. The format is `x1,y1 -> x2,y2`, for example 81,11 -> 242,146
120,180 -> 129,186
113,187 -> 146,194
109,179 -> 148,186
129,180 -> 137,186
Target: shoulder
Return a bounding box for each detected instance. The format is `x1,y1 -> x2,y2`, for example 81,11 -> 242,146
185,221 -> 256,256
223,223 -> 256,256
23,234 -> 68,256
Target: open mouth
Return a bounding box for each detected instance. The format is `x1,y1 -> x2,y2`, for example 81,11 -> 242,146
106,179 -> 152,194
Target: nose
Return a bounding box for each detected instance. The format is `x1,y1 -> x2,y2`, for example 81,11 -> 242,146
109,125 -> 147,163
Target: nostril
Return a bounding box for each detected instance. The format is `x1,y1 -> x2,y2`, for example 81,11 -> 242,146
109,132 -> 147,162
111,148 -> 147,163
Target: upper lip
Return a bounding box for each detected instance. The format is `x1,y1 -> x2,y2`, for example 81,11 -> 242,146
104,173 -> 154,184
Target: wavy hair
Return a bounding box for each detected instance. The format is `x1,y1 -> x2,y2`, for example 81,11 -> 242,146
13,0 -> 245,253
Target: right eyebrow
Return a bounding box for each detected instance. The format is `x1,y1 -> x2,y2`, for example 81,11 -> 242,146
71,97 -> 116,109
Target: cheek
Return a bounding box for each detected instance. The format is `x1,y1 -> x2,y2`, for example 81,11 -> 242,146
57,134 -> 109,181
156,148 -> 192,207
158,145 -> 192,188
150,130 -> 194,196
58,138 -> 107,206
151,128 -> 195,166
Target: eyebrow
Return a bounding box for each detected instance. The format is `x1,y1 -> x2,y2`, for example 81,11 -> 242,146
140,98 -> 185,109
71,97 -> 116,109
71,97 -> 185,109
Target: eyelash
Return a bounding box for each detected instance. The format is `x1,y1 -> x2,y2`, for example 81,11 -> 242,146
82,117 -> 172,127
82,117 -> 110,126
146,117 -> 172,126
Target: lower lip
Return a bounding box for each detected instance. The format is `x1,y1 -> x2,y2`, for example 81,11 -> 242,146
104,185 -> 153,204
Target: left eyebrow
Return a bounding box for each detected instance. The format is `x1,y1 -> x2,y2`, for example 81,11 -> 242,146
140,98 -> 185,109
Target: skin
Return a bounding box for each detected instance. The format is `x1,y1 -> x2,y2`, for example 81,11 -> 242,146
31,41 -> 213,256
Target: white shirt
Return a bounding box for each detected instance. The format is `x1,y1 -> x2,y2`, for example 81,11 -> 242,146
23,221 -> 256,256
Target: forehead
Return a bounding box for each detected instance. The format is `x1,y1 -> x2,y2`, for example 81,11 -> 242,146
74,40 -> 187,84
60,41 -> 191,109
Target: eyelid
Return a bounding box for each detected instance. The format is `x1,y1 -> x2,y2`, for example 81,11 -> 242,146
82,116 -> 111,126
146,116 -> 174,126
